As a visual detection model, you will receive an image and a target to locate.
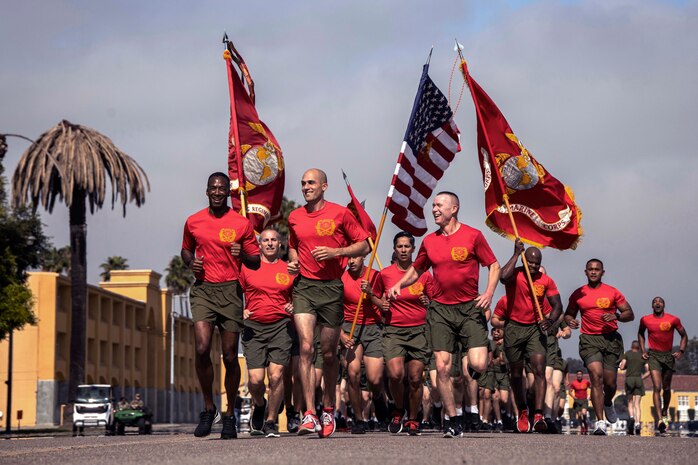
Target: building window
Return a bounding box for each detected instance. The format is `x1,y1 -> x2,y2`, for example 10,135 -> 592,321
678,395 -> 689,422
100,341 -> 108,367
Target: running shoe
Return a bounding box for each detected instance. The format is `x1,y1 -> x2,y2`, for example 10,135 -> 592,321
593,420 -> 607,436
194,405 -> 221,437
494,421 -> 503,433
298,411 -> 320,436
405,419 -> 422,436
604,403 -> 618,423
626,417 -> 635,435
634,423 -> 641,435
319,408 -> 336,438
533,413 -> 547,433
662,415 -> 670,430
544,417 -> 557,434
220,414 -> 237,440
388,410 -> 404,434
351,420 -> 368,434
469,413 -> 482,432
263,421 -> 280,438
250,399 -> 267,433
287,413 -> 301,433
517,409 -> 531,433
657,420 -> 667,435
443,419 -> 461,438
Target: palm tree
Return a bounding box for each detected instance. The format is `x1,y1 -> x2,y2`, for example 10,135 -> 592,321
41,246 -> 71,275
164,255 -> 194,295
11,120 -> 149,401
100,255 -> 129,282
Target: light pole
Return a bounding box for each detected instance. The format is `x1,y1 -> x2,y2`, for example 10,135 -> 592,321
4,330 -> 13,433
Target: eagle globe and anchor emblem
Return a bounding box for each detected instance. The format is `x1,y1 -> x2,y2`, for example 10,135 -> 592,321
230,122 -> 284,224
498,133 -> 546,193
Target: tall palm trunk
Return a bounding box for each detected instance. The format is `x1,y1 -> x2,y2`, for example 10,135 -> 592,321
68,189 -> 86,401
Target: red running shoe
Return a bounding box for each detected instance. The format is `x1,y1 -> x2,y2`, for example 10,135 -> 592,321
517,409 -> 531,433
405,420 -> 422,436
298,410 -> 320,436
319,408 -> 336,438
533,414 -> 547,433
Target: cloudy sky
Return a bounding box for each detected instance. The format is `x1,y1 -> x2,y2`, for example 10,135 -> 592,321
2,0 -> 697,356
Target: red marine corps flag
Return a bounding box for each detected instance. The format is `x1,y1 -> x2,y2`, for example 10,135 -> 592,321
460,56 -> 582,250
223,34 -> 284,232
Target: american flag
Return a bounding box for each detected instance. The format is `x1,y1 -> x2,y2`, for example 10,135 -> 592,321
386,64 -> 461,236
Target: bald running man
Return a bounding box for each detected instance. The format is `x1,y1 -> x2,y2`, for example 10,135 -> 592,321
388,191 -> 500,438
287,168 -> 370,438
492,239 -> 562,433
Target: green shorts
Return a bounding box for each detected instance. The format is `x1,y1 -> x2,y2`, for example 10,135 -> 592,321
546,335 -> 564,370
504,320 -> 546,364
573,398 -> 589,412
242,318 -> 293,369
427,300 -> 488,352
190,280 -> 243,332
579,332 -> 624,371
293,277 -> 344,328
382,325 -> 430,364
558,382 -> 566,396
342,322 -> 383,358
495,371 -> 510,390
288,322 -> 301,357
625,376 -> 645,396
648,350 -> 675,373
478,370 -> 496,391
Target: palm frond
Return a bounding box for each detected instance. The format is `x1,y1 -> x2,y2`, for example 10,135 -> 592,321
11,120 -> 150,216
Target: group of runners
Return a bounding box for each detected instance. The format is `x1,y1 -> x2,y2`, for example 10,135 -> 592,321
180,168 -> 688,439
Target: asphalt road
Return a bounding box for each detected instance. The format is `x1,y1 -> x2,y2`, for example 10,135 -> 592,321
2,427 -> 696,465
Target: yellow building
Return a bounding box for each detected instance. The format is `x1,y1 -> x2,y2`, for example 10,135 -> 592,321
0,270 -> 225,428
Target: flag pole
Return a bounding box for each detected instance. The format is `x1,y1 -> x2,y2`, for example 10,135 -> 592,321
223,34 -> 248,217
350,52 -> 435,339
456,45 -> 543,322
348,207 -> 388,340
341,170 -> 384,270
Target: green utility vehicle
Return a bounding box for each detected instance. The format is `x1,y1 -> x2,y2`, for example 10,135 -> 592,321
113,408 -> 153,435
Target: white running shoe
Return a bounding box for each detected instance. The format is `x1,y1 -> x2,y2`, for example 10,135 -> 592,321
593,420 -> 607,435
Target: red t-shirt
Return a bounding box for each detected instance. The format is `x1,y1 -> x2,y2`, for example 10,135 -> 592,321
239,260 -> 294,324
499,268 -> 559,325
288,202 -> 369,281
342,267 -> 381,325
494,295 -> 552,320
182,207 -> 259,283
412,224 -> 497,304
567,283 -> 627,335
374,264 -> 435,327
570,379 -> 591,400
641,313 -> 684,352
